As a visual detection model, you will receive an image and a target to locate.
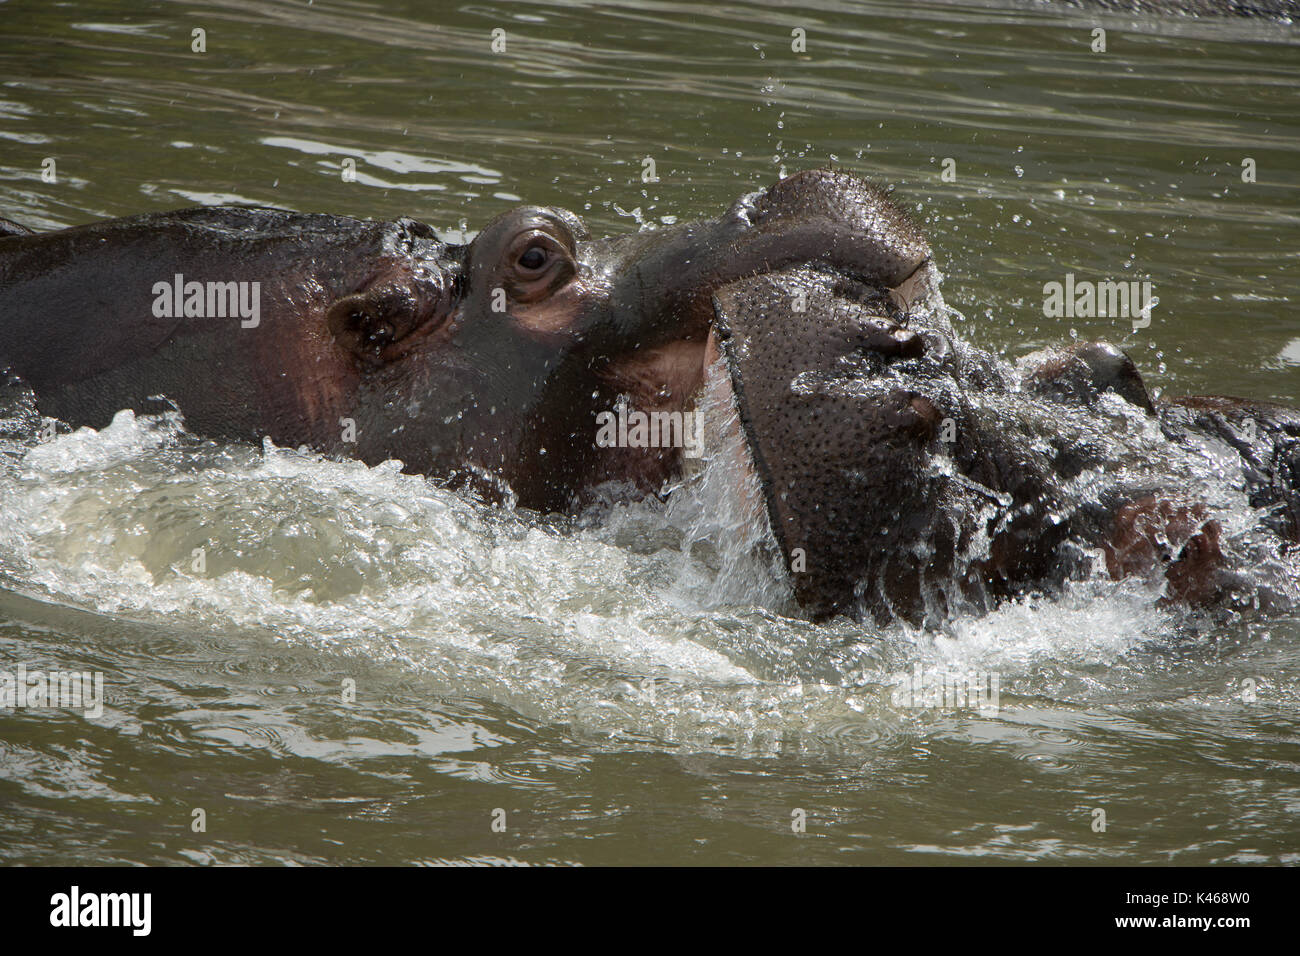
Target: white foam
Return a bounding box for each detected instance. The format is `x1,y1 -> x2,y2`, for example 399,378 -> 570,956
0,403 -> 1291,749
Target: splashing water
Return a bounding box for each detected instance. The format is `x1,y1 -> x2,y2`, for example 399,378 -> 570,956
3,353 -> 1294,762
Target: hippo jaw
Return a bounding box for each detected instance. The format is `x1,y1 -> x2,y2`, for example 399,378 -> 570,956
703,261 -> 959,624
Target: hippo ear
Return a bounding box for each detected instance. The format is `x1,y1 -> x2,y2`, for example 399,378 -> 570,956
326,287 -> 426,366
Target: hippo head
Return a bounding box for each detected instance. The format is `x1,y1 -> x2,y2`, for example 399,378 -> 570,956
333,169 -> 934,510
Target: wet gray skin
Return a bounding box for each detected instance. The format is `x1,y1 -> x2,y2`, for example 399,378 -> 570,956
0,170 -> 927,514
711,257 -> 1300,623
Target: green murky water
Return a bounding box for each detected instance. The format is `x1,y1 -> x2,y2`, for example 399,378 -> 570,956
1,0 -> 1298,865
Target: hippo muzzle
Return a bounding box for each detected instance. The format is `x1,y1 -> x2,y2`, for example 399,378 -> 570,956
707,250 -> 1299,624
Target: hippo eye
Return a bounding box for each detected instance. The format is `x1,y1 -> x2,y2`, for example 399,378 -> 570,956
501,230 -> 576,303
518,245 -> 549,271
470,211 -> 582,306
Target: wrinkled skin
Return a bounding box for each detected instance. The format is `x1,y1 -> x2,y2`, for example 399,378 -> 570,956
2,170 -> 1296,624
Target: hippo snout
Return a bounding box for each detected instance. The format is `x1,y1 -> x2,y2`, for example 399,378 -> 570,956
731,168 -> 933,289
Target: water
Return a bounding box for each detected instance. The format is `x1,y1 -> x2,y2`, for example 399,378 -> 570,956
1,0 -> 1298,865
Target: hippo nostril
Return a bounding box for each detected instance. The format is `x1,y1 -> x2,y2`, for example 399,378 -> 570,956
327,292 -> 406,364
850,317 -> 926,360
343,305 -> 394,348
892,328 -> 925,359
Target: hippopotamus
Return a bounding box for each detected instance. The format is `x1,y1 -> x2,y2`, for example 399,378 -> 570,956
1,170 -> 1296,624
709,262 -> 1299,623
0,175 -> 923,514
